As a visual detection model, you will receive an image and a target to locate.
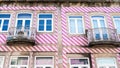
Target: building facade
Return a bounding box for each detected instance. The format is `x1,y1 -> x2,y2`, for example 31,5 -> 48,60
0,0 -> 119,68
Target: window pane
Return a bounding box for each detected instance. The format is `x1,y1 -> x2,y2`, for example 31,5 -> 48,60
46,20 -> 52,31
18,13 -> 31,18
17,57 -> 28,65
92,20 -> 98,28
36,57 -> 53,65
39,14 -> 52,18
69,19 -> 76,33
46,67 -> 51,68
0,14 -> 10,18
2,20 -> 9,31
114,20 -> 120,33
72,67 -> 78,68
36,67 -> 43,68
0,57 -> 4,65
96,58 -> 116,65
71,59 -> 88,65
77,19 -> 83,33
39,20 -> 44,31
100,20 -> 105,27
69,16 -> 82,18
17,20 -> 23,29
0,20 -> 2,28
25,20 -> 30,29
92,16 -> 104,18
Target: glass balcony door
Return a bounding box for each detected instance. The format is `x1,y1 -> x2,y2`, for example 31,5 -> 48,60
92,16 -> 108,41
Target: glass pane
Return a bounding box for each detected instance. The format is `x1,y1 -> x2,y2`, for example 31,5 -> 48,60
115,20 -> 120,33
0,57 -> 3,65
46,67 -> 51,68
100,20 -> 105,27
11,58 -> 17,65
69,16 -> 82,18
36,57 -> 53,65
0,20 -> 2,28
109,66 -> 115,68
17,57 -> 28,65
113,16 -> 120,18
99,66 -> 106,68
81,67 -> 88,68
71,59 -> 88,65
0,14 -> 10,18
17,20 -> 23,29
36,67 -> 43,68
92,16 -> 104,18
72,67 -> 78,68
46,20 -> 52,31
96,58 -> 116,65
20,67 -> 27,68
69,19 -> 76,33
93,20 -> 98,28
39,20 -> 44,31
18,13 -> 31,18
11,67 -> 18,68
25,20 -> 30,30
2,20 -> 9,31
39,14 -> 52,18
77,19 -> 83,33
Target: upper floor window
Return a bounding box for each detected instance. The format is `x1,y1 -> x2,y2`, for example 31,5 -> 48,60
69,16 -> 84,34
0,14 -> 11,32
96,57 -> 117,68
113,16 -> 120,34
35,56 -> 54,68
10,56 -> 29,68
38,13 -> 53,32
0,56 -> 4,68
69,58 -> 90,68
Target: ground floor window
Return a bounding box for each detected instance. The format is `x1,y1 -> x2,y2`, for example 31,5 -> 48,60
96,57 -> 117,68
9,56 -> 29,68
0,56 -> 4,68
35,56 -> 54,68
69,58 -> 90,68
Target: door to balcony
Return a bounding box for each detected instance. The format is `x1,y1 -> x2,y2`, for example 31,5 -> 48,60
91,16 -> 108,41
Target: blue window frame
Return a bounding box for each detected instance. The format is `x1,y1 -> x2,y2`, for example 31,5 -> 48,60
16,13 -> 32,36
69,16 -> 84,34
38,14 -> 53,32
113,16 -> 120,34
0,14 -> 11,32
91,16 -> 108,40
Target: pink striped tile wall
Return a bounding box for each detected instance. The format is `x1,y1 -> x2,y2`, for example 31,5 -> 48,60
61,7 -> 120,46
0,7 -> 58,45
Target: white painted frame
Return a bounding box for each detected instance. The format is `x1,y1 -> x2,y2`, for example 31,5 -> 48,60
69,57 -> 90,68
112,16 -> 120,34
68,16 -> 85,34
0,13 -> 11,32
9,56 -> 29,68
15,12 -> 33,36
96,57 -> 118,68
91,16 -> 109,41
34,56 -> 54,68
0,56 -> 5,68
37,13 -> 53,32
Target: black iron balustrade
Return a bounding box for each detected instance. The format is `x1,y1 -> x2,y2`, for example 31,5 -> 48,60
86,28 -> 120,47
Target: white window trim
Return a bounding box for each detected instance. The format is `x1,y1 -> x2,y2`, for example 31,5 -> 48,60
9,56 -> 29,68
0,56 -> 5,68
68,16 -> 85,34
112,16 -> 120,34
96,57 -> 118,68
34,56 -> 54,68
37,13 -> 53,32
91,16 -> 109,41
69,57 -> 90,68
0,13 -> 11,32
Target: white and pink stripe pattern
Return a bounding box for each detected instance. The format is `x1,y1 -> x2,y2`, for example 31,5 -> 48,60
61,7 -> 120,46
117,54 -> 120,65
91,54 -> 96,68
0,45 -> 57,52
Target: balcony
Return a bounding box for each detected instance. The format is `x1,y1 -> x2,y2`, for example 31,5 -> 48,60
86,28 -> 120,47
7,27 -> 36,45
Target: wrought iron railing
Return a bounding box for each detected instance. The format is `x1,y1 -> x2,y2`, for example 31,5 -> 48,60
7,27 -> 36,40
86,28 -> 119,42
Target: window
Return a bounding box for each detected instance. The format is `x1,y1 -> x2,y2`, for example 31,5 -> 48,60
38,13 -> 53,32
69,58 -> 90,68
96,57 -> 117,68
15,13 -> 32,36
10,56 -> 29,68
0,14 -> 11,32
69,16 -> 84,34
35,56 -> 54,68
113,16 -> 120,34
0,56 -> 4,68
91,16 -> 108,40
